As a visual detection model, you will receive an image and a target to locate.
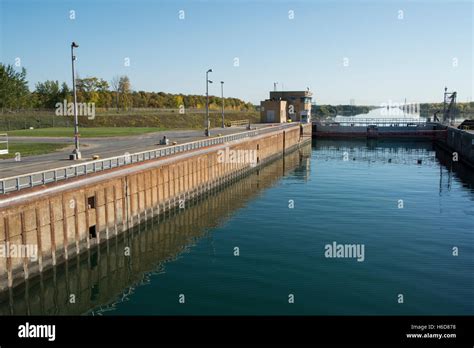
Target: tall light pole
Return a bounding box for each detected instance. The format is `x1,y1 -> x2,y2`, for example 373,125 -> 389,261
205,69 -> 212,136
221,81 -> 225,128
70,41 -> 81,160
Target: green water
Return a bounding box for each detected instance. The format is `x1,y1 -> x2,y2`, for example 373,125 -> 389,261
92,139 -> 473,315
2,139 -> 473,315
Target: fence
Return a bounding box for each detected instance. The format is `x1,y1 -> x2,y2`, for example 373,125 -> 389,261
0,113 -> 72,131
0,112 -> 260,131
0,134 -> 8,155
228,119 -> 250,127
0,123 -> 297,195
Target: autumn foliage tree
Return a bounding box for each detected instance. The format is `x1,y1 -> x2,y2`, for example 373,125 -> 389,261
0,64 -> 256,112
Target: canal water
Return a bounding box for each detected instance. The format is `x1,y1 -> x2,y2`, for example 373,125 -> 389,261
1,139 -> 473,315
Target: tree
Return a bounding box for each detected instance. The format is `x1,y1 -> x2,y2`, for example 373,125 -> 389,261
34,80 -> 61,108
0,63 -> 30,110
0,65 -> 257,113
174,95 -> 184,108
118,75 -> 131,110
111,75 -> 120,111
76,77 -> 109,105
60,82 -> 71,102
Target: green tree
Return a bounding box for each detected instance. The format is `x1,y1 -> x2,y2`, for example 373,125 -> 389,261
76,77 -> 109,104
174,95 -> 184,108
59,82 -> 71,102
0,63 -> 30,110
34,80 -> 61,108
118,75 -> 131,110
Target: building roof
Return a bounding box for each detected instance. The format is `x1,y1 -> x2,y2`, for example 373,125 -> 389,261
269,90 -> 312,96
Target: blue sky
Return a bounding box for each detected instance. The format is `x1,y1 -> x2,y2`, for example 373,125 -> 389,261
0,0 -> 472,105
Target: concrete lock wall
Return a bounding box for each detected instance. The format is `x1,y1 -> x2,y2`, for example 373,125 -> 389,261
0,124 -> 311,289
446,127 -> 474,166
0,143 -> 311,315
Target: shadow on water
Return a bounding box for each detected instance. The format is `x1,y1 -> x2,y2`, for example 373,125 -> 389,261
0,143 -> 312,315
433,143 -> 474,190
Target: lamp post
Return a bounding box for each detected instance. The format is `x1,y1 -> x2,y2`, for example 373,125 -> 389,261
70,41 -> 81,160
220,81 -> 225,128
205,69 -> 212,136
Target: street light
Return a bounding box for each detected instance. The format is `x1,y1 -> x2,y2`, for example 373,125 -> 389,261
220,81 -> 225,128
205,69 -> 212,136
70,41 -> 81,160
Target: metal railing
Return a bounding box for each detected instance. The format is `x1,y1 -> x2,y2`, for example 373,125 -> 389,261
323,118 -> 428,127
0,123 -> 297,195
0,134 -> 8,155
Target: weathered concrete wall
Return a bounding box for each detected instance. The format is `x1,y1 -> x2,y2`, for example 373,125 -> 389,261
0,124 -> 311,289
445,127 -> 474,167
0,143 -> 311,315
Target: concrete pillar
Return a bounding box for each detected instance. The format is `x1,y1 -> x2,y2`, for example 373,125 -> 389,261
104,187 -> 109,240
20,212 -> 29,280
35,207 -> 43,272
61,196 -> 69,260
84,195 -> 90,250
48,201 -> 57,266
4,216 -> 12,287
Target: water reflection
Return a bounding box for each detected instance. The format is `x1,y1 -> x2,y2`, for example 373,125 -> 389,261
0,143 -> 311,315
313,138 -> 474,193
433,143 -> 474,190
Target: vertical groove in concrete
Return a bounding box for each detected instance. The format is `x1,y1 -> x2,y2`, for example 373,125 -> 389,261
121,177 -> 127,231
49,200 -> 56,266
0,125 -> 311,289
74,195 -> 80,255
19,212 -> 28,280
95,192 -> 100,244
61,195 -> 68,260
104,187 -> 109,240
84,194 -> 90,250
4,216 -> 12,287
35,206 -> 43,272
113,185 -> 118,236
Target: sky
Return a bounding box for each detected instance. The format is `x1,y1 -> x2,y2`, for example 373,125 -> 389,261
0,0 -> 473,105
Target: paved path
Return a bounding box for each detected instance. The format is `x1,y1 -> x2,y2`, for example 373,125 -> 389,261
0,126 -> 271,178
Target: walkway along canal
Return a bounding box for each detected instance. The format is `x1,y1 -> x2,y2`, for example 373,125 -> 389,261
0,143 -> 311,315
0,124 -> 312,291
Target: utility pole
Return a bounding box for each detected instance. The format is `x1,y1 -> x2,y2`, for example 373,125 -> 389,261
70,41 -> 81,160
205,69 -> 213,136
221,81 -> 225,128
